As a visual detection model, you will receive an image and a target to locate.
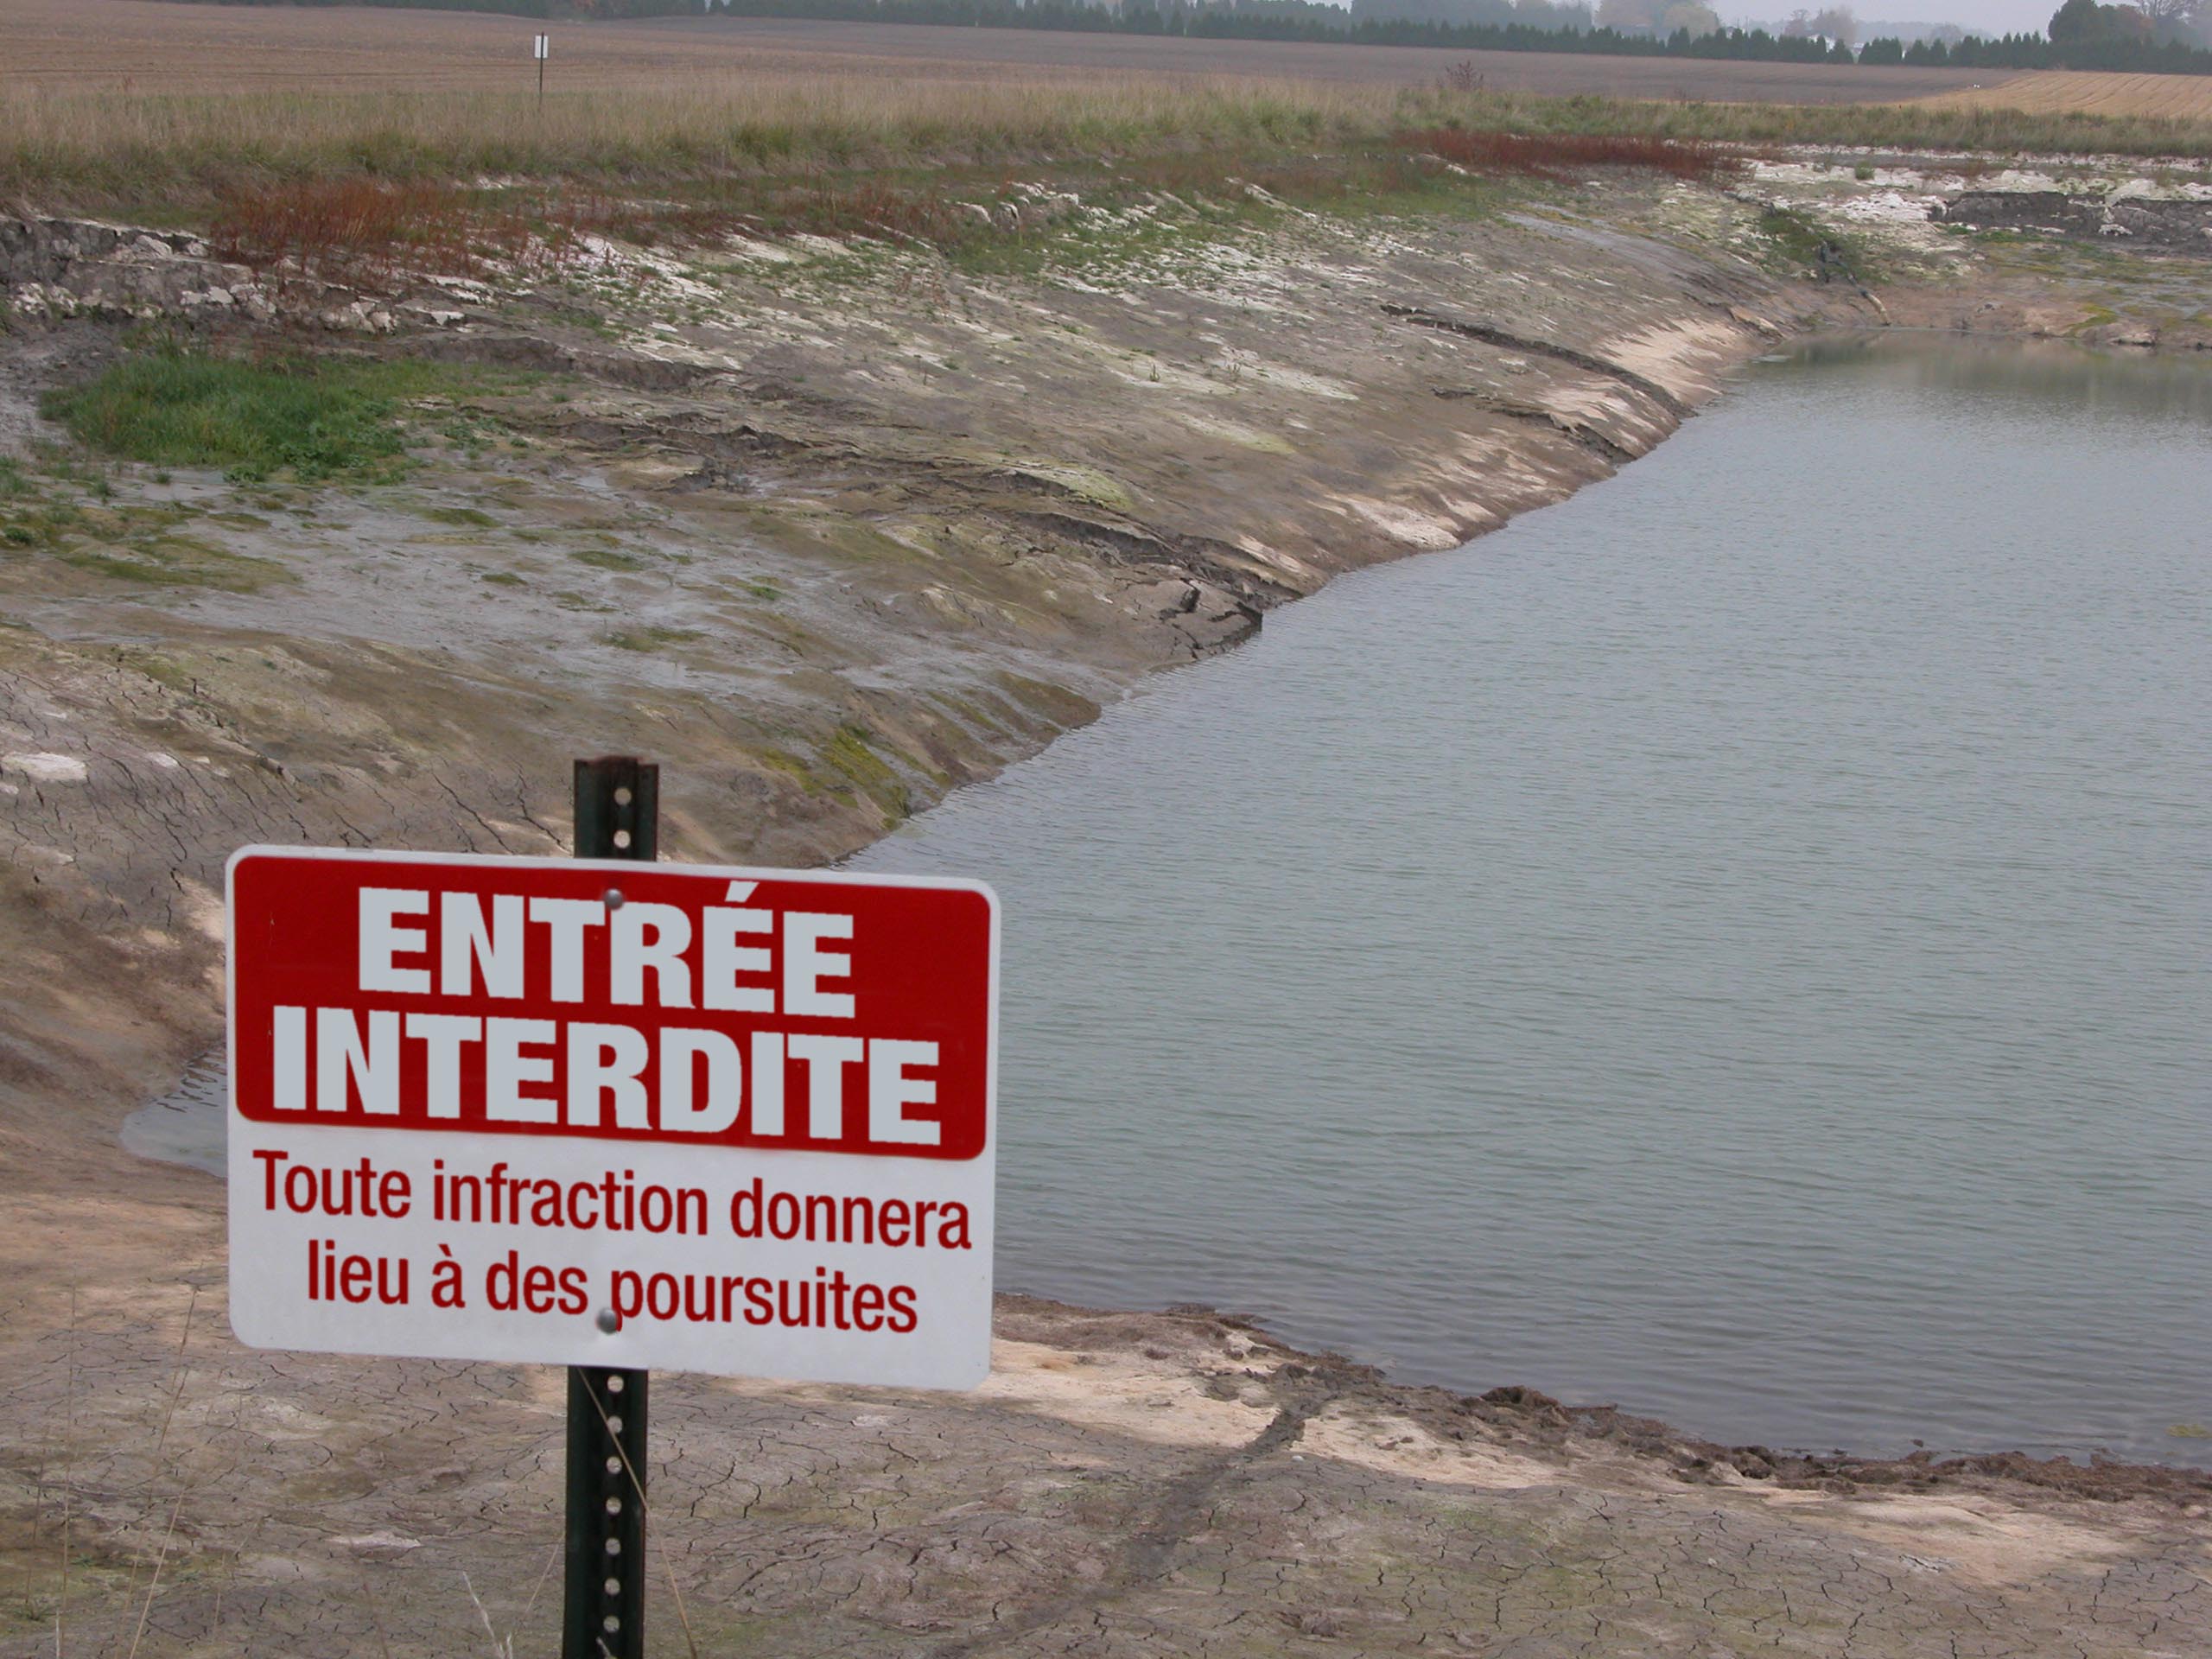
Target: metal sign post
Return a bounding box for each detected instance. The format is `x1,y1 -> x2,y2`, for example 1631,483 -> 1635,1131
563,757 -> 655,1659
224,761 -> 1000,1656
535,33 -> 549,109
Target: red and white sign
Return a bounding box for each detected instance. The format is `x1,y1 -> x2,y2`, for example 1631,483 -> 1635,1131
226,846 -> 998,1389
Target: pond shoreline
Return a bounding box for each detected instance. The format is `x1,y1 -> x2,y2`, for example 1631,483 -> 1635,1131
857,327 -> 2212,1470
5,165 -> 2211,1651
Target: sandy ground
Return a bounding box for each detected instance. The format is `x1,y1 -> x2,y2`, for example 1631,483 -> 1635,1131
3,0 -> 2011,102
4,159 -> 2212,1652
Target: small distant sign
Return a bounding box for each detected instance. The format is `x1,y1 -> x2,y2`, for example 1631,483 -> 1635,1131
226,847 -> 1000,1389
533,33 -> 550,60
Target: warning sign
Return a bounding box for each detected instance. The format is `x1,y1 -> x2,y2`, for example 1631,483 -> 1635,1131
226,846 -> 999,1389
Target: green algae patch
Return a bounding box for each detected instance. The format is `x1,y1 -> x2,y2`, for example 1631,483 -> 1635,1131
603,625 -> 700,652
571,547 -> 647,571
823,723 -> 911,820
756,747 -> 819,791
0,471 -> 289,592
58,535 -> 289,592
1003,461 -> 1137,512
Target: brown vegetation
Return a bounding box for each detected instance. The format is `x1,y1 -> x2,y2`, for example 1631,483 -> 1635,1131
1406,127 -> 1741,181
208,180 -> 582,286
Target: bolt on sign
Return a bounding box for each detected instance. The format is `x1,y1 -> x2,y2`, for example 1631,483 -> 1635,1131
226,848 -> 999,1389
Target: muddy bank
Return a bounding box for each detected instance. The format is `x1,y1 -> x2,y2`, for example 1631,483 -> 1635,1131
7,1271 -> 2210,1657
0,173 -> 1843,1154
4,164 -> 2211,1653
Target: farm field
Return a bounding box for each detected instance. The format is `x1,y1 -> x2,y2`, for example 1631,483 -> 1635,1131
1918,67 -> 2212,120
8,0 -> 2012,103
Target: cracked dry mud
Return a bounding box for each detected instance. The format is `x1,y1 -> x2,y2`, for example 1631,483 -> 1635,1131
4,173 -> 2210,1654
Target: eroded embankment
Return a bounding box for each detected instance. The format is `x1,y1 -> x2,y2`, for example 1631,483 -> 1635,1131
3,168 -> 2209,1656
0,174 -> 1843,1155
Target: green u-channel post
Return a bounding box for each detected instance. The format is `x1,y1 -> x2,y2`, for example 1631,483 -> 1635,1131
563,757 -> 656,1659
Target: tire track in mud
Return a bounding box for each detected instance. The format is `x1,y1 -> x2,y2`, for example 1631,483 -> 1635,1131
925,1368 -> 1355,1658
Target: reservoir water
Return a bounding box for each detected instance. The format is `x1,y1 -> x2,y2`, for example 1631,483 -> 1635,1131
851,336 -> 2212,1464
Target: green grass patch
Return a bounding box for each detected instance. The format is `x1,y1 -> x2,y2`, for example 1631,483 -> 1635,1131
39,346 -> 541,486
480,570 -> 526,587
0,499 -> 85,550
423,505 -> 499,528
42,348 -> 410,484
756,747 -> 817,790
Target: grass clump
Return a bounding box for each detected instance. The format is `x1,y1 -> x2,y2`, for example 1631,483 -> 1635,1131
41,346 -> 411,484
40,346 -> 535,485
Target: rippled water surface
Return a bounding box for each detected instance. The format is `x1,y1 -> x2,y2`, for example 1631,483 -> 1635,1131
852,337 -> 2212,1462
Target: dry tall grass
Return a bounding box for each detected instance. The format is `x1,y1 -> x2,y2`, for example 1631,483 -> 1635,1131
3,73 -> 2209,215
0,76 -> 1393,209
1919,69 -> 2212,122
